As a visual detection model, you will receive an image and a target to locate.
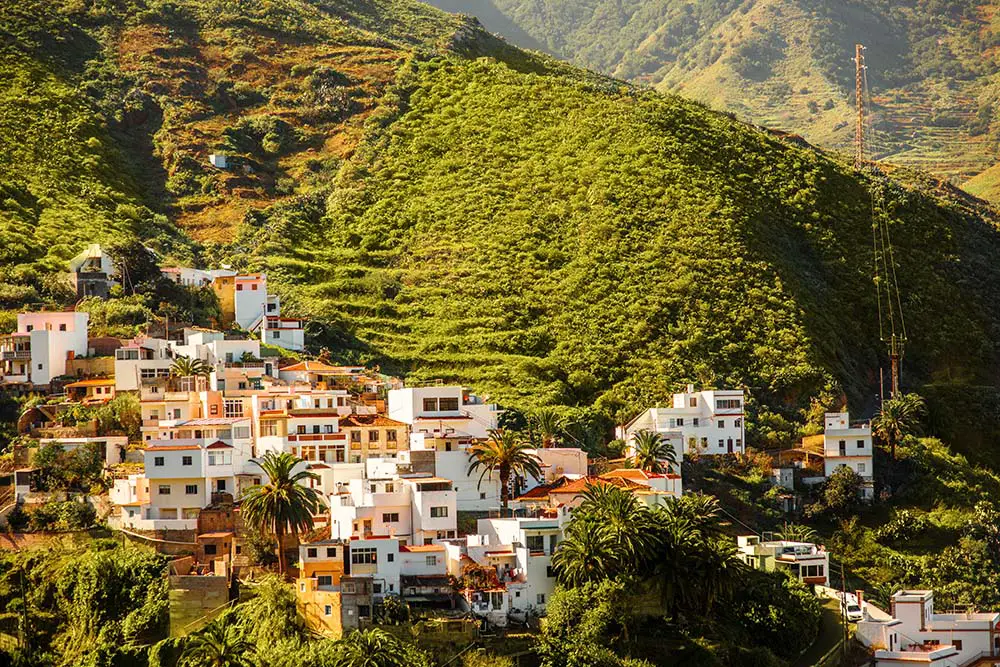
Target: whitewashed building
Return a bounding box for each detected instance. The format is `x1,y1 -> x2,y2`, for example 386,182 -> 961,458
389,386 -> 501,441
823,411 -> 874,499
622,385 -> 746,457
857,590 -> 1000,666
0,312 -> 90,386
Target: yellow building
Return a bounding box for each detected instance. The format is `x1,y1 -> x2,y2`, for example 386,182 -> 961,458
298,540 -> 345,585
339,414 -> 408,460
296,577 -> 343,638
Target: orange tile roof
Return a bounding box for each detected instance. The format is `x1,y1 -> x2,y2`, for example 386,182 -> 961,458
279,361 -> 362,373
401,544 -> 445,552
65,378 -> 116,388
601,469 -> 666,481
145,444 -> 201,451
549,476 -> 645,495
339,414 -> 407,428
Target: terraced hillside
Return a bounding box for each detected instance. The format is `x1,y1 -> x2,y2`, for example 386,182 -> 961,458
4,0 -> 1000,442
426,0 -> 1000,194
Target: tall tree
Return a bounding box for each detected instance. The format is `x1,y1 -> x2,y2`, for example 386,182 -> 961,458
241,452 -> 322,576
551,518 -> 617,587
467,429 -> 543,513
575,482 -> 658,568
631,430 -> 677,473
533,407 -> 562,448
873,393 -> 926,459
179,618 -> 255,667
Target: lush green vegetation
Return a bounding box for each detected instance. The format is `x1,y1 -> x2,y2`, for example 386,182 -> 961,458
542,488 -> 821,666
427,0 -> 1000,186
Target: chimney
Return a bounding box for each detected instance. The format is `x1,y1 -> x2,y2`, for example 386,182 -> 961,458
686,383 -> 695,393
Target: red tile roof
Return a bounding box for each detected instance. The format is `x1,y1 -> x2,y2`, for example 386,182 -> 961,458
339,414 -> 407,428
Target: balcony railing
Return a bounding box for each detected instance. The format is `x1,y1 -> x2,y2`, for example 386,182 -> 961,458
1,350 -> 30,360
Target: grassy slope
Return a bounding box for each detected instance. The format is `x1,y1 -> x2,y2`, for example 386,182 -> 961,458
243,54 -> 1000,430
432,0 -> 1000,190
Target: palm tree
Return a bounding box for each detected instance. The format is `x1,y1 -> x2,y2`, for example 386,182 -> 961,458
631,430 -> 678,474
170,355 -> 211,379
241,451 -> 322,576
776,523 -> 818,543
872,393 -> 926,459
533,407 -> 562,448
650,507 -> 701,620
334,628 -> 408,667
695,539 -> 747,614
551,518 -> 617,587
576,482 -> 659,568
179,618 -> 255,667
467,429 -> 543,513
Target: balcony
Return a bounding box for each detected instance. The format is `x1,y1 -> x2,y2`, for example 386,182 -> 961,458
1,350 -> 30,360
288,433 -> 346,442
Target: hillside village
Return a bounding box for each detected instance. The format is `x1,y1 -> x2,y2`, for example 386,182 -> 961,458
2,243 -> 977,667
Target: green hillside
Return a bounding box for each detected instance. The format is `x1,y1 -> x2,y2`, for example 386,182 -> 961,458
2,0 -> 1000,445
426,0 -> 1000,192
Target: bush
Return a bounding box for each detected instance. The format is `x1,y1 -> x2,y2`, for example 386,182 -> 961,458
875,510 -> 929,544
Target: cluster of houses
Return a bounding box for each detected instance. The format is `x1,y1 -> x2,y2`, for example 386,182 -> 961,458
0,246 -> 890,638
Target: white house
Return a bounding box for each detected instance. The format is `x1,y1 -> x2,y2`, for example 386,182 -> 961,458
736,535 -> 829,587
0,312 -> 90,386
114,337 -> 175,391
328,474 -> 457,545
208,153 -> 229,169
347,537 -> 402,598
622,385 -> 746,457
68,244 -> 117,299
857,590 -> 1000,666
253,311 -> 306,352
823,411 -> 874,499
389,386 -> 501,441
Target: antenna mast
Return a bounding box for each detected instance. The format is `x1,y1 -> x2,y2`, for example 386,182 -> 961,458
855,43 -> 866,171
858,43 -> 907,399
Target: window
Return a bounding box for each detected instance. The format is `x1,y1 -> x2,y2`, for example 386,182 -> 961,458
526,535 -> 544,552
802,564 -> 825,578
158,485 -> 171,495
237,382 -> 247,390
668,418 -> 676,428
430,506 -> 448,518
324,605 -> 332,616
324,425 -> 334,434
692,417 -> 699,426
858,463 -> 866,473
689,397 -> 697,407
224,400 -> 243,418
676,417 -> 684,426
373,583 -> 382,594
385,483 -> 394,493
480,493 -> 486,500
59,323 -> 67,331
387,430 -> 397,442
251,283 -> 258,290
387,553 -> 394,563
326,547 -> 337,558
272,330 -> 280,339
312,425 -> 321,434
717,420 -> 725,428
735,419 -> 742,428
261,422 -> 277,437
297,425 -> 306,435
234,426 -> 249,439
351,547 -> 377,565
358,605 -> 370,618
439,397 -> 459,411
26,325 -> 32,332
954,640 -> 963,651
537,594 -> 546,605
368,430 -> 379,442
154,456 -> 164,467
350,431 -> 361,442
185,484 -> 198,494
422,398 -> 438,412
342,582 -> 356,594
204,544 -> 217,555
318,575 -> 332,587
736,439 -> 742,449
716,399 -> 741,410
235,545 -> 241,555
718,439 -> 724,448
307,548 -> 317,558
182,456 -> 192,466
217,480 -> 226,492
425,555 -> 437,566
141,368 -> 157,379
382,513 -> 399,523
857,439 -> 865,448
236,284 -> 243,291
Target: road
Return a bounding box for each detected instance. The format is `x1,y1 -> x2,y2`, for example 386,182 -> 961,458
792,598 -> 844,667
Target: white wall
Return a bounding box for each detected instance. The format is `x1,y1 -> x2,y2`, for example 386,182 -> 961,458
435,450 -> 500,511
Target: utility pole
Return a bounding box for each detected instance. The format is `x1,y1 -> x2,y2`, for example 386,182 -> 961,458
840,560 -> 849,661
855,43 -> 866,171
890,335 -> 901,398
